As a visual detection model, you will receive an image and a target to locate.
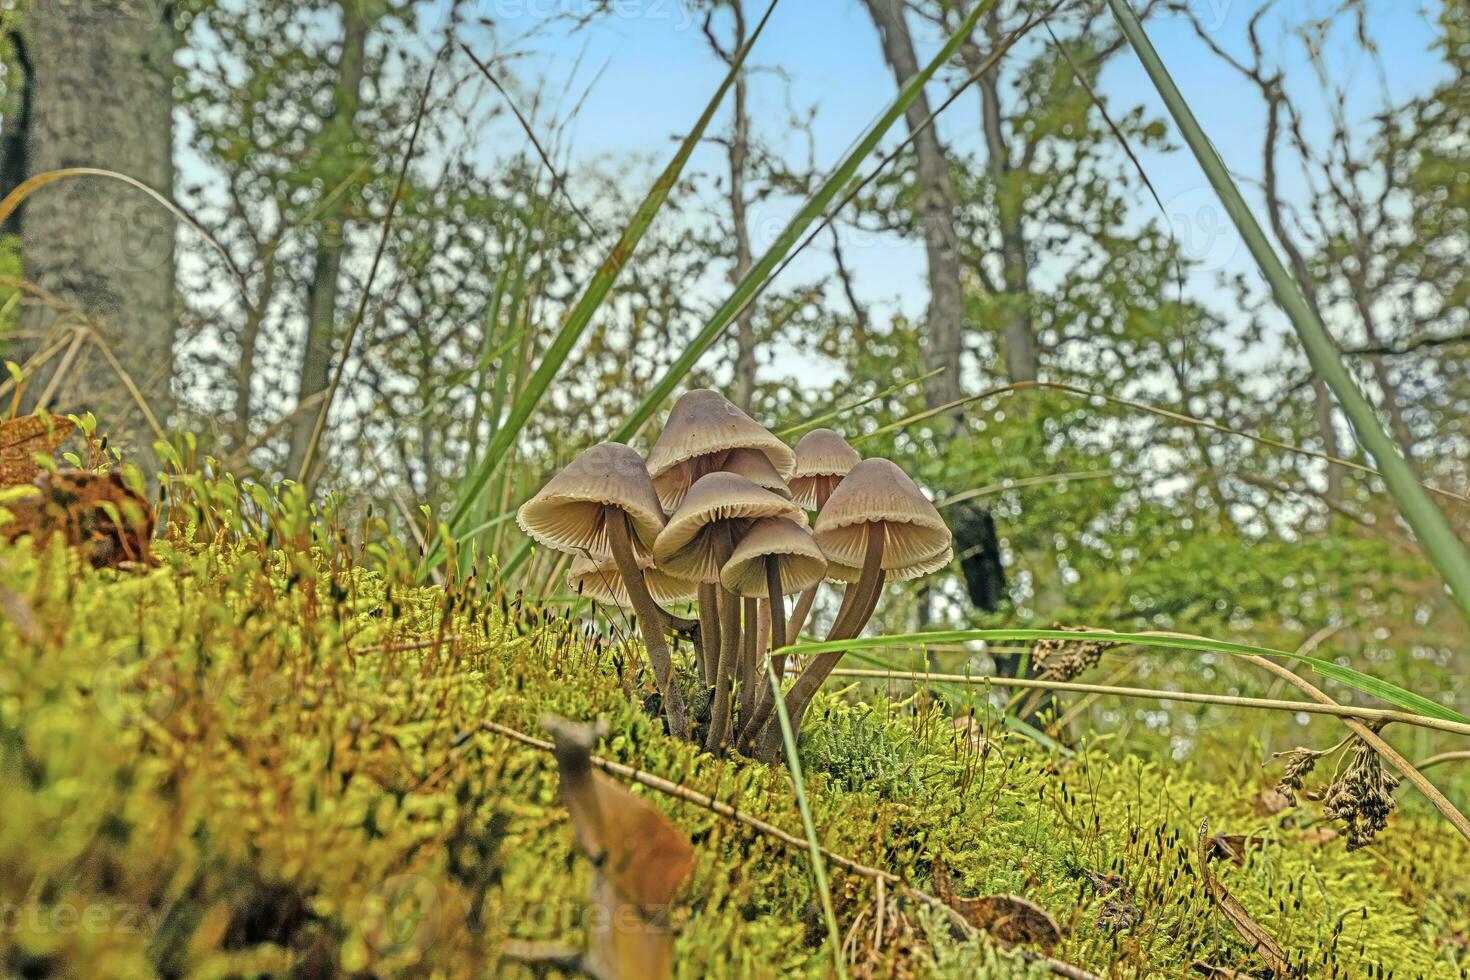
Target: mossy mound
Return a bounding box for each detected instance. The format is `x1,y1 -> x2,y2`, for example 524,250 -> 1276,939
1,532 -> 1466,977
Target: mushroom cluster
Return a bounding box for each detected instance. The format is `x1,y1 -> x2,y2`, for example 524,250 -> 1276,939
517,389 -> 953,759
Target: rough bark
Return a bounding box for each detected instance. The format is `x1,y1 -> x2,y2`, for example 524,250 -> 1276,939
970,8 -> 1038,383
17,0 -> 176,458
861,0 -> 965,409
720,3 -> 757,411
284,6 -> 369,484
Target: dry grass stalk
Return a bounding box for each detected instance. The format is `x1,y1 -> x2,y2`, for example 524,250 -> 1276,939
473,719 -> 1100,979
1240,654 -> 1470,844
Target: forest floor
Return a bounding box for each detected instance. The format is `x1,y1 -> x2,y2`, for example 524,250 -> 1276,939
2,528 -> 1468,978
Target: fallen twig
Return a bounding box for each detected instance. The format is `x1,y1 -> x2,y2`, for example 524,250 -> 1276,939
472,719 -> 1099,979
1196,818 -> 1291,976
826,667 -> 1470,738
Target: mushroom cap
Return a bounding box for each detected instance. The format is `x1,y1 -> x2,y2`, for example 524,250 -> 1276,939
723,447 -> 792,498
653,472 -> 807,582
789,428 -> 862,509
646,389 -> 795,511
719,517 -> 828,598
517,443 -> 665,560
567,553 -> 699,608
826,547 -> 954,584
566,554 -> 630,606
813,458 -> 952,577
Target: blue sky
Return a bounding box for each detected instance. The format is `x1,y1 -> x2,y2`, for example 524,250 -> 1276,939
446,0 -> 1451,376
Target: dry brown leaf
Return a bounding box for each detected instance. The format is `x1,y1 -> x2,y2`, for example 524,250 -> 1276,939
0,470 -> 153,569
1205,833 -> 1270,867
930,856 -> 1060,950
1251,790 -> 1289,816
1190,960 -> 1251,978
1196,819 -> 1291,976
541,716 -> 694,980
1,414 -> 76,487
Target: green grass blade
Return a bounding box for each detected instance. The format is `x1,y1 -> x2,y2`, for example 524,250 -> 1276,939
775,367 -> 945,438
782,628 -> 1470,726
423,1 -> 783,574
608,0 -> 1000,443
1288,653 -> 1468,727
844,649 -> 1067,752
1106,0 -> 1470,625
764,658 -> 847,980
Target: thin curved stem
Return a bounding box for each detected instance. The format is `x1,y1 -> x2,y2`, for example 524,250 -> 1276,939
759,524 -> 885,761
736,559 -> 793,755
739,597 -> 760,725
767,560 -> 788,684
705,531 -> 740,753
608,512 -> 689,740
697,583 -> 720,685
783,483 -> 831,645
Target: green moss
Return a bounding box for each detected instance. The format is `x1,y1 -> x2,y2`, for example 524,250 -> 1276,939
1,523 -> 1466,978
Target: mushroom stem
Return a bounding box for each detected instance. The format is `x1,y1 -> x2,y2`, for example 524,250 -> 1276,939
785,482 -> 830,644
697,584 -> 720,685
704,533 -> 741,753
735,558 -> 792,756
739,597 -> 759,725
765,559 -> 787,689
707,590 -> 742,752
608,512 -> 689,740
664,613 -> 699,638
757,523 -> 886,762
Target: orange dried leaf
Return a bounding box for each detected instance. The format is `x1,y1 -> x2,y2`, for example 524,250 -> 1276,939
0,470 -> 154,569
0,417 -> 76,487
542,716 -> 694,980
1,414 -> 77,487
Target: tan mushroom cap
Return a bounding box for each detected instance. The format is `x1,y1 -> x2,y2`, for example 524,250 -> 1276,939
813,458 -> 952,576
719,517 -> 828,598
723,448 -> 792,498
566,554 -> 630,606
826,547 -> 954,584
653,472 -> 807,583
517,443 -> 666,560
646,389 -> 795,511
789,428 -> 862,509
567,553 -> 699,608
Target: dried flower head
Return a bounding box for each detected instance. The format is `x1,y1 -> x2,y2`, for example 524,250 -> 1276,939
1033,625 -> 1112,682
1321,736 -> 1399,850
1271,746 -> 1322,807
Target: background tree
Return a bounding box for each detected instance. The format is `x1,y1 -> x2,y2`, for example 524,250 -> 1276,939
10,0 -> 177,460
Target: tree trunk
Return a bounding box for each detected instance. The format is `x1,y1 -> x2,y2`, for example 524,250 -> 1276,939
284,6 -> 369,485
17,0 -> 176,460
861,0 -> 965,409
970,8 -> 1038,383
724,3 -> 757,412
